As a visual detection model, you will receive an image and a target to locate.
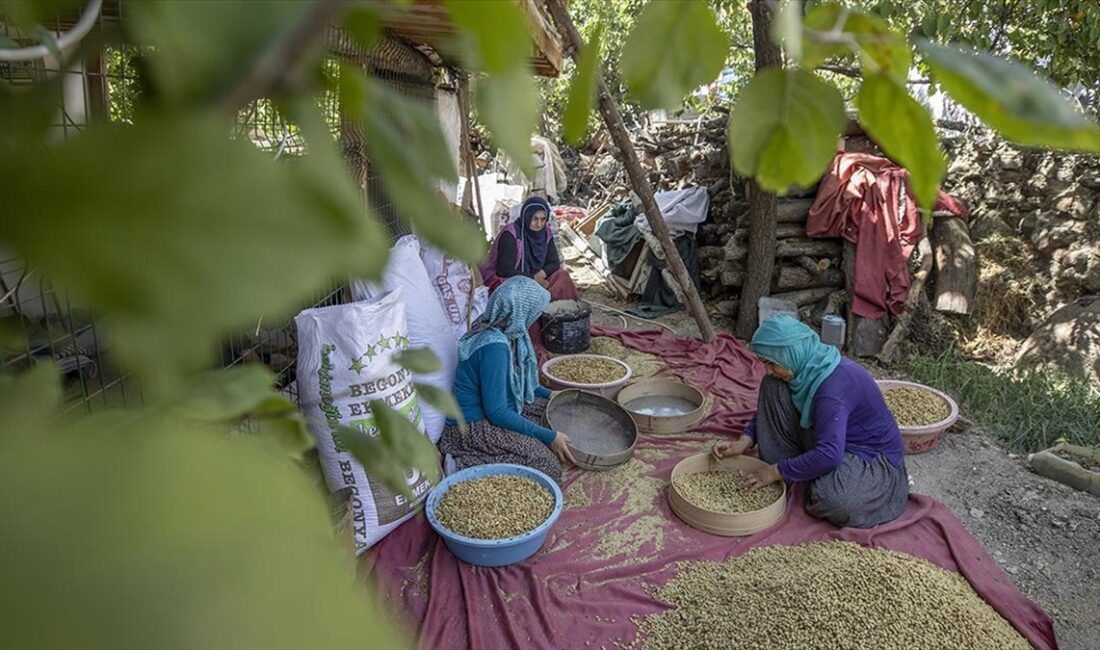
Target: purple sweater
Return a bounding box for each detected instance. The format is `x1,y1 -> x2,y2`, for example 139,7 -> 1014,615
744,358 -> 904,483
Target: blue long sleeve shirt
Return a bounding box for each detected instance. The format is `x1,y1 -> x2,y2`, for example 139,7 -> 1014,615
450,342 -> 555,445
744,358 -> 904,483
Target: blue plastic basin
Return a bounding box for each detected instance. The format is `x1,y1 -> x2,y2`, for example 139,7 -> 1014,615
425,463 -> 563,567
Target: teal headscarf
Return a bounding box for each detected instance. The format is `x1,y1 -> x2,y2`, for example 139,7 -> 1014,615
750,315 -> 842,428
458,276 -> 550,409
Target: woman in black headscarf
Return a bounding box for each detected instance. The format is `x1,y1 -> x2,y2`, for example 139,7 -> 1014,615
481,196 -> 579,301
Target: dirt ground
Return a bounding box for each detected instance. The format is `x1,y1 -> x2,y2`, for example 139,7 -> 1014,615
563,248 -> 1100,649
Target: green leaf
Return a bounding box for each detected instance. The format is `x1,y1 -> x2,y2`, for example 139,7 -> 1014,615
0,79 -> 61,153
127,0 -> 316,105
620,0 -> 728,111
357,76 -> 487,263
414,382 -> 466,432
476,67 -> 539,179
171,365 -> 276,422
916,40 -> 1100,152
344,7 -> 382,49
444,0 -> 531,74
563,21 -> 603,145
802,4 -> 910,78
394,347 -> 442,374
253,410 -> 314,459
335,400 -> 440,499
773,1 -> 803,64
801,4 -> 850,69
0,363 -> 61,432
0,115 -> 390,393
856,74 -> 946,211
0,416 -> 405,648
727,68 -> 846,193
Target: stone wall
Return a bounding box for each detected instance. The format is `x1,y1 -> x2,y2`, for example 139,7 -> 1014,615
942,129 -> 1100,304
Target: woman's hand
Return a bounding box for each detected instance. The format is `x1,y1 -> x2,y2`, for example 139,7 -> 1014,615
533,269 -> 549,288
744,464 -> 782,491
712,436 -> 753,461
551,432 -> 576,464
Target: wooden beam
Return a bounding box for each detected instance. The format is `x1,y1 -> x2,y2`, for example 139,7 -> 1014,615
546,0 -> 715,341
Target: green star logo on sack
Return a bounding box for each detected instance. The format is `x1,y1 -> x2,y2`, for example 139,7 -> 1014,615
348,356 -> 367,374
365,344 -> 378,361
378,336 -> 392,351
396,334 -> 410,349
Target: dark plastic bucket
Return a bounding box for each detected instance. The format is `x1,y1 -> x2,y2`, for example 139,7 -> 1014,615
540,299 -> 591,354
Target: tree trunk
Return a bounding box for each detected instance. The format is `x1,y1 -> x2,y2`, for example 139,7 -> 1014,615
735,0 -> 784,339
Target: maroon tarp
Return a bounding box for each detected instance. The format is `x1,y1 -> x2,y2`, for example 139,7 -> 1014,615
369,329 -> 1056,650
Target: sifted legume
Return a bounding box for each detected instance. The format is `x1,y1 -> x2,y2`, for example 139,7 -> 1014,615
435,475 -> 554,540
672,470 -> 783,513
884,386 -> 951,426
637,541 -> 1030,650
548,357 -> 627,384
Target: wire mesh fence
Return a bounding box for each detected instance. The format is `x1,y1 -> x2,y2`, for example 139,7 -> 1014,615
1,7 -> 445,412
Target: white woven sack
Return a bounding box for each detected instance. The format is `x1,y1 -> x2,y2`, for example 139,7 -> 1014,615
295,289 -> 437,554
350,235 -> 458,443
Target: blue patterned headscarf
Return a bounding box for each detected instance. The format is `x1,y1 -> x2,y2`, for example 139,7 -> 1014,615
750,315 -> 842,428
458,276 -> 550,409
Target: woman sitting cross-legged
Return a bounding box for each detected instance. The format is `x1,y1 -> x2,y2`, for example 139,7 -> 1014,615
439,276 -> 575,484
713,315 -> 909,528
481,196 -> 579,302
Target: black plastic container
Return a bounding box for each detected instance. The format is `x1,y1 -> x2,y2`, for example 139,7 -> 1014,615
540,300 -> 591,354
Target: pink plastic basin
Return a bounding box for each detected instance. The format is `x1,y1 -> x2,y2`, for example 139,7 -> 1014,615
876,379 -> 959,454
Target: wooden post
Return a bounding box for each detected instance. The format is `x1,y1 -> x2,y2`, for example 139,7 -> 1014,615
546,0 -> 716,342
457,75 -> 485,229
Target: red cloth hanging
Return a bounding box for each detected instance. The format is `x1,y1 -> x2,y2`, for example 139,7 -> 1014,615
808,153 -> 967,320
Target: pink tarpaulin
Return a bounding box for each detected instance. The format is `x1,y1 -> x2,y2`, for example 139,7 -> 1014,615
368,330 -> 1056,650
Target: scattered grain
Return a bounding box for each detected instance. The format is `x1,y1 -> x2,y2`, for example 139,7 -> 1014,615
672,470 -> 782,513
435,475 -> 554,540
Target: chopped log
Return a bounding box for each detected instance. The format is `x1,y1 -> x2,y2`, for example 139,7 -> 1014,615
795,255 -> 831,275
851,315 -> 890,357
878,237 -> 934,363
771,286 -> 836,307
724,238 -> 841,262
776,239 -> 843,258
720,266 -> 745,287
776,198 -> 813,223
733,224 -> 807,240
772,266 -> 845,291
932,216 -> 976,315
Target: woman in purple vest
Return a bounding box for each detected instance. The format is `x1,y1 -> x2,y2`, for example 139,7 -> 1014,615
713,315 -> 909,528
481,196 -> 579,302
